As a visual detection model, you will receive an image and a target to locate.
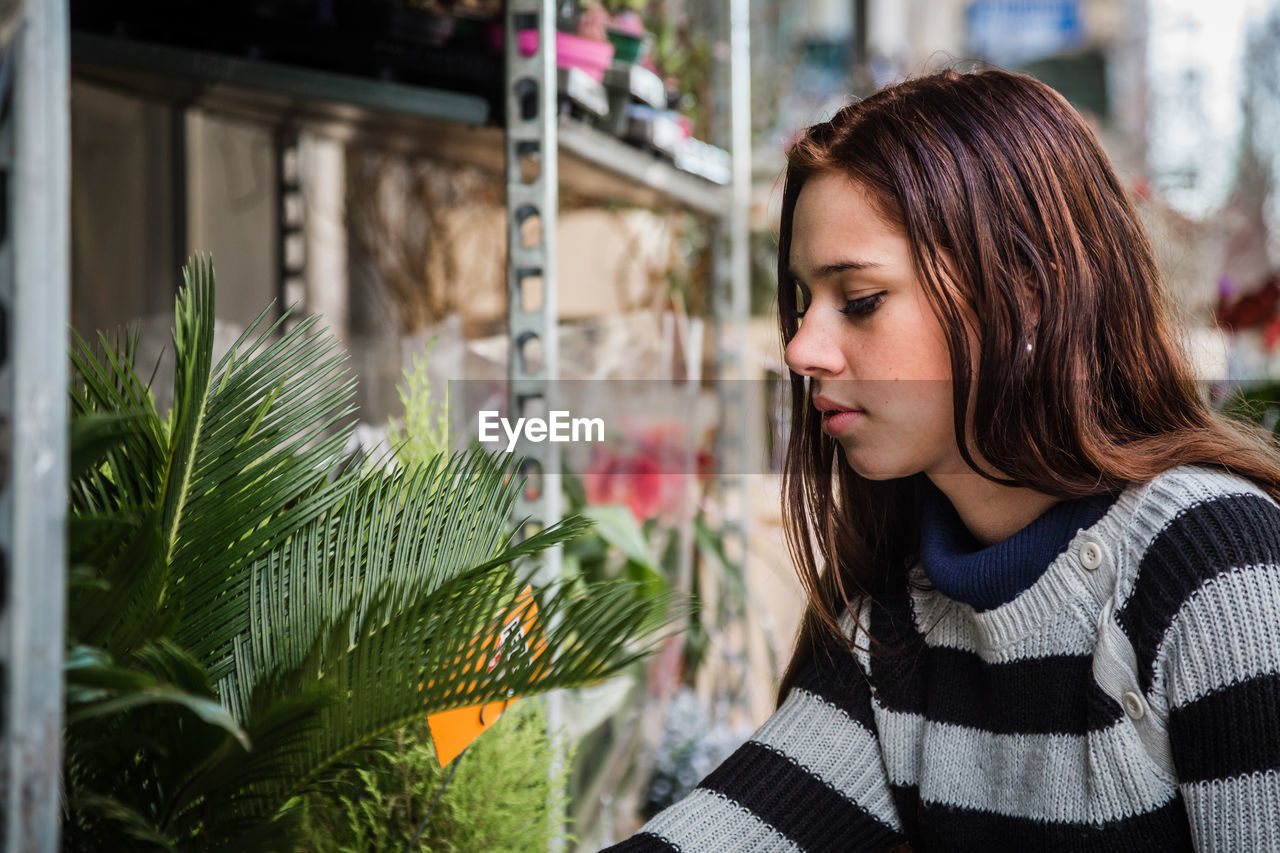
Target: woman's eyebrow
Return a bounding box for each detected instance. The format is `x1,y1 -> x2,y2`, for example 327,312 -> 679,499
789,259 -> 888,281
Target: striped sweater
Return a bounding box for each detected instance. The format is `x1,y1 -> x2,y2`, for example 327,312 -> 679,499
605,465 -> 1280,852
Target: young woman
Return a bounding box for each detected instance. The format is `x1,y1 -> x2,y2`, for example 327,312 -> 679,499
605,68 -> 1280,852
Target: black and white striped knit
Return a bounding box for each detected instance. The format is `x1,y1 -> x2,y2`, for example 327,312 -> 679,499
604,464 -> 1280,852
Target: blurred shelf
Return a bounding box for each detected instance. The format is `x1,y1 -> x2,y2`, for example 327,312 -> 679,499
558,118 -> 729,216
72,32 -> 491,126
71,32 -> 731,217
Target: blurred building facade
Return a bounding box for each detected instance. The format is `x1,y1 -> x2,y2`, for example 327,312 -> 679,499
748,0 -> 1280,381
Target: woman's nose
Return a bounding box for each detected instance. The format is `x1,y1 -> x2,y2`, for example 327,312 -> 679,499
784,313 -> 845,377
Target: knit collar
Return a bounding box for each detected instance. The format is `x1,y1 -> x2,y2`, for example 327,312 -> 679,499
919,479 -> 1121,612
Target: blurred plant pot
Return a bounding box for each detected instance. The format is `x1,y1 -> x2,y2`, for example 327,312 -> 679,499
606,28 -> 644,64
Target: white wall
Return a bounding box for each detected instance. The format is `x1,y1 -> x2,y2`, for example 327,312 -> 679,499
70,81 -> 177,336
186,110 -> 276,333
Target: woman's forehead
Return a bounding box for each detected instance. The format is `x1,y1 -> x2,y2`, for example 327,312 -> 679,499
790,174 -> 907,279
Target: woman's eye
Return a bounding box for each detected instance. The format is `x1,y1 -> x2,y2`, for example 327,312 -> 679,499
839,292 -> 886,317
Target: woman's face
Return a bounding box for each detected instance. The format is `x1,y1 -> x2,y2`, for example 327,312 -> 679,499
784,171 -> 969,481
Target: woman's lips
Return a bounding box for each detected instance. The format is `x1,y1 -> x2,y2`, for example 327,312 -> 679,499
820,409 -> 864,437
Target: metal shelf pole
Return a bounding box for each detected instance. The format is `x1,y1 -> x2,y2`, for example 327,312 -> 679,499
505,4 -> 560,551
503,3 -> 563,850
0,0 -> 70,849
710,0 -> 752,708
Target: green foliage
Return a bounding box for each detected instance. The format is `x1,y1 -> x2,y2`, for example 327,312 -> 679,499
387,339 -> 451,466
560,470 -> 668,596
295,341 -> 574,852
597,0 -> 646,13
1220,381 -> 1280,437
651,20 -> 711,138
298,701 -> 573,852
63,257 -> 678,851
579,506 -> 667,596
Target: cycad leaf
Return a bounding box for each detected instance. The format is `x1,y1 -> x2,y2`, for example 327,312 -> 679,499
70,411 -> 152,483
65,257 -> 685,850
208,449 -> 541,714
66,640 -> 250,748
67,686 -> 247,749
68,325 -> 170,654
166,279 -> 358,651
66,793 -> 176,852
159,257 -> 216,571
239,570 -> 679,816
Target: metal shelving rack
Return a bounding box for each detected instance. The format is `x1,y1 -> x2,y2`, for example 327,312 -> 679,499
70,31 -> 732,217
1,0 -> 749,847
1,1 -> 70,850
69,5 -> 748,605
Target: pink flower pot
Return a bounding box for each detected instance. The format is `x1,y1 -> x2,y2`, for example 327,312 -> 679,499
488,26 -> 616,82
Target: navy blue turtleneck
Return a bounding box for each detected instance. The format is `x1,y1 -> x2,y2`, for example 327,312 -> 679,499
918,479 -> 1121,612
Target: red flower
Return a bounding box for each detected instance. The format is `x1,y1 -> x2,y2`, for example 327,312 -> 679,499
1264,316 -> 1280,354
584,451 -> 664,521
582,421 -> 707,522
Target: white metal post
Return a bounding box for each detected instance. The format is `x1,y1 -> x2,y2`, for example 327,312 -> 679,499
0,0 -> 70,850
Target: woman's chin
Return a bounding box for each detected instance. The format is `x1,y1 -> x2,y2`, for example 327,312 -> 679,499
839,447 -> 910,481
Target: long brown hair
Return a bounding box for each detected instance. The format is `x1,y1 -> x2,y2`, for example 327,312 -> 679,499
776,67 -> 1280,703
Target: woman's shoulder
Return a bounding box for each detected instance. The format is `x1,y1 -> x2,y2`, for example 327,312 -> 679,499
1108,464 -> 1280,670
1132,462 -> 1278,512
1109,462 -> 1280,576
1114,463 -> 1280,558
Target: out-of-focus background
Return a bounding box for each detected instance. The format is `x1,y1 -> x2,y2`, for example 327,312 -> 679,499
5,0 -> 1280,849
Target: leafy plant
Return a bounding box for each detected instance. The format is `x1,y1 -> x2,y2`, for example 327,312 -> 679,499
387,340 -> 451,465
298,340 -> 578,851
63,257 -> 677,851
298,700 -> 573,852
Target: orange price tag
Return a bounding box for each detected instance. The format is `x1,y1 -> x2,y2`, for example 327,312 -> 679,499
423,586 -> 544,766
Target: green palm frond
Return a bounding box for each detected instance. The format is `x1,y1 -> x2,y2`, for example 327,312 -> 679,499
195,569 -> 677,825
66,256 -> 682,849
67,792 -> 176,852
68,329 -> 170,653
165,260 -> 357,626
65,643 -> 246,749
63,638 -> 244,851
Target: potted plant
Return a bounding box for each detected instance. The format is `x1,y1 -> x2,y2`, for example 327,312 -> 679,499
63,257 -> 677,850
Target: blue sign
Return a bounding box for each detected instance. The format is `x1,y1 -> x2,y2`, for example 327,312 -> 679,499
967,0 -> 1084,67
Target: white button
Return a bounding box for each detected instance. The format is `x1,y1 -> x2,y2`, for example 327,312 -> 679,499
1079,540 -> 1104,571
1122,691 -> 1146,720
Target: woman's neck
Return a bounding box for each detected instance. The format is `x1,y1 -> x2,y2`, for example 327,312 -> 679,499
926,470 -> 1061,546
